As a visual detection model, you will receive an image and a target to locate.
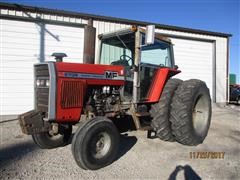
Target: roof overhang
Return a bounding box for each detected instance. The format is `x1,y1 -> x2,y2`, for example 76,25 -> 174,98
0,2 -> 232,38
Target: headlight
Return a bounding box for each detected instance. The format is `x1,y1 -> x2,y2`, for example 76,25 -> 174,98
40,80 -> 45,86
36,79 -> 40,87
46,79 -> 50,87
36,79 -> 50,87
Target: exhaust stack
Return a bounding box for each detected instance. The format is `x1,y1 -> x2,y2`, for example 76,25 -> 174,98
83,19 -> 96,64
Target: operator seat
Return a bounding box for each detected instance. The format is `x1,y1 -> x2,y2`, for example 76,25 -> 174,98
111,59 -> 130,67
111,59 -> 133,99
111,59 -> 132,77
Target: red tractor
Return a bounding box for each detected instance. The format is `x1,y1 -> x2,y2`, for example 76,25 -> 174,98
19,26 -> 212,170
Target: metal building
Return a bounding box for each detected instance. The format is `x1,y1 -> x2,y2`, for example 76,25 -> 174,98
0,3 -> 231,116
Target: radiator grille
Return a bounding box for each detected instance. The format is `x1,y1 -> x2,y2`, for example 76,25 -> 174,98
35,64 -> 49,112
35,65 -> 49,77
61,80 -> 84,108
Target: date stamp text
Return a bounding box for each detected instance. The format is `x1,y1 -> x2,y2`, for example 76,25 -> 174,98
189,151 -> 225,159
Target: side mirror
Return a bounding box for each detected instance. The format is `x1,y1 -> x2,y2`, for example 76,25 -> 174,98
145,25 -> 155,45
174,65 -> 179,70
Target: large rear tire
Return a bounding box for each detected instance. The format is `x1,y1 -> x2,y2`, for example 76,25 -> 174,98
32,124 -> 72,149
150,78 -> 182,141
71,117 -> 119,170
170,79 -> 212,146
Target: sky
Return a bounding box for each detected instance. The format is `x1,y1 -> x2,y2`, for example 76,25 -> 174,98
1,0 -> 240,83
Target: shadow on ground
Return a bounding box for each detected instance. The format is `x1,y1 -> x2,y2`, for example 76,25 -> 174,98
116,134 -> 137,160
168,165 -> 202,180
228,102 -> 240,106
112,116 -> 137,133
0,141 -> 38,170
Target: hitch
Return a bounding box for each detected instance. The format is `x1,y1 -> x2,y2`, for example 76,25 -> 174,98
147,130 -> 157,139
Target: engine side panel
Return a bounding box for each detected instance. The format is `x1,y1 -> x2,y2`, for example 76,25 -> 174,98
54,62 -> 125,122
56,62 -> 125,86
56,78 -> 86,122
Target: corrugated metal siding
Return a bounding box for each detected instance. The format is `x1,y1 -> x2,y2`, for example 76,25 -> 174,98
0,8 -> 88,24
93,21 -> 130,63
215,37 -> 227,103
0,19 -> 84,115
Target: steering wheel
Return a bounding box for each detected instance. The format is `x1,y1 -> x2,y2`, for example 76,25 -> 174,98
120,55 -> 132,62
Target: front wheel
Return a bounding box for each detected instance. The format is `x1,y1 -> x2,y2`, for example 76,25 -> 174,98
170,79 -> 212,146
71,117 -> 119,170
32,124 -> 72,149
237,96 -> 240,105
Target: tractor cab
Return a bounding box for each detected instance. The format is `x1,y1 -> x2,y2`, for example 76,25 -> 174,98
98,27 -> 177,102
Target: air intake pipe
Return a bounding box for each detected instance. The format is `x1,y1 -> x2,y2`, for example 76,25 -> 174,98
51,52 -> 67,62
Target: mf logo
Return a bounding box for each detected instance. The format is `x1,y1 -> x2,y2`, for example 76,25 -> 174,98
105,71 -> 118,79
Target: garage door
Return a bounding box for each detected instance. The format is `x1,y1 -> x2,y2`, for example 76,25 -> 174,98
0,19 -> 84,115
171,38 -> 213,97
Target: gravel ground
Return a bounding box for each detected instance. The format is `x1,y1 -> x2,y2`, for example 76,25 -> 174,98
0,105 -> 239,180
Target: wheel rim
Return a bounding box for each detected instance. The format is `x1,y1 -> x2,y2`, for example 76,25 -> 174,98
192,94 -> 210,136
46,132 -> 62,140
90,132 -> 111,159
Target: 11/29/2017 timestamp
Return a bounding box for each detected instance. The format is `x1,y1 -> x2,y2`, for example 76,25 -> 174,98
189,151 -> 225,159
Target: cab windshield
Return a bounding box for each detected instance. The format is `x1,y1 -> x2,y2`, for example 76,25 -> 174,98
99,32 -> 135,67
141,35 -> 173,67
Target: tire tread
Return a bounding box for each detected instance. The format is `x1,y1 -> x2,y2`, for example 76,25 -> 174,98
150,78 -> 182,141
170,79 -> 211,146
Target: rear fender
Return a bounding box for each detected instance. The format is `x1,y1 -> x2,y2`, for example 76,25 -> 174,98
146,68 -> 181,103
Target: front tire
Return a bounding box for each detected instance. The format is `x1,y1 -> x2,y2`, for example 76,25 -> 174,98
237,96 -> 240,105
32,124 -> 72,149
170,79 -> 212,146
71,117 -> 119,170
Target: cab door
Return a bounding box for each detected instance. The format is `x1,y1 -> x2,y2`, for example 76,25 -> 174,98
139,35 -> 174,102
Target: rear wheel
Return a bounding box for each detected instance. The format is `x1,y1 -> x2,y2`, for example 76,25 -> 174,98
71,117 -> 119,170
32,124 -> 72,149
150,78 -> 182,141
170,79 -> 212,146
